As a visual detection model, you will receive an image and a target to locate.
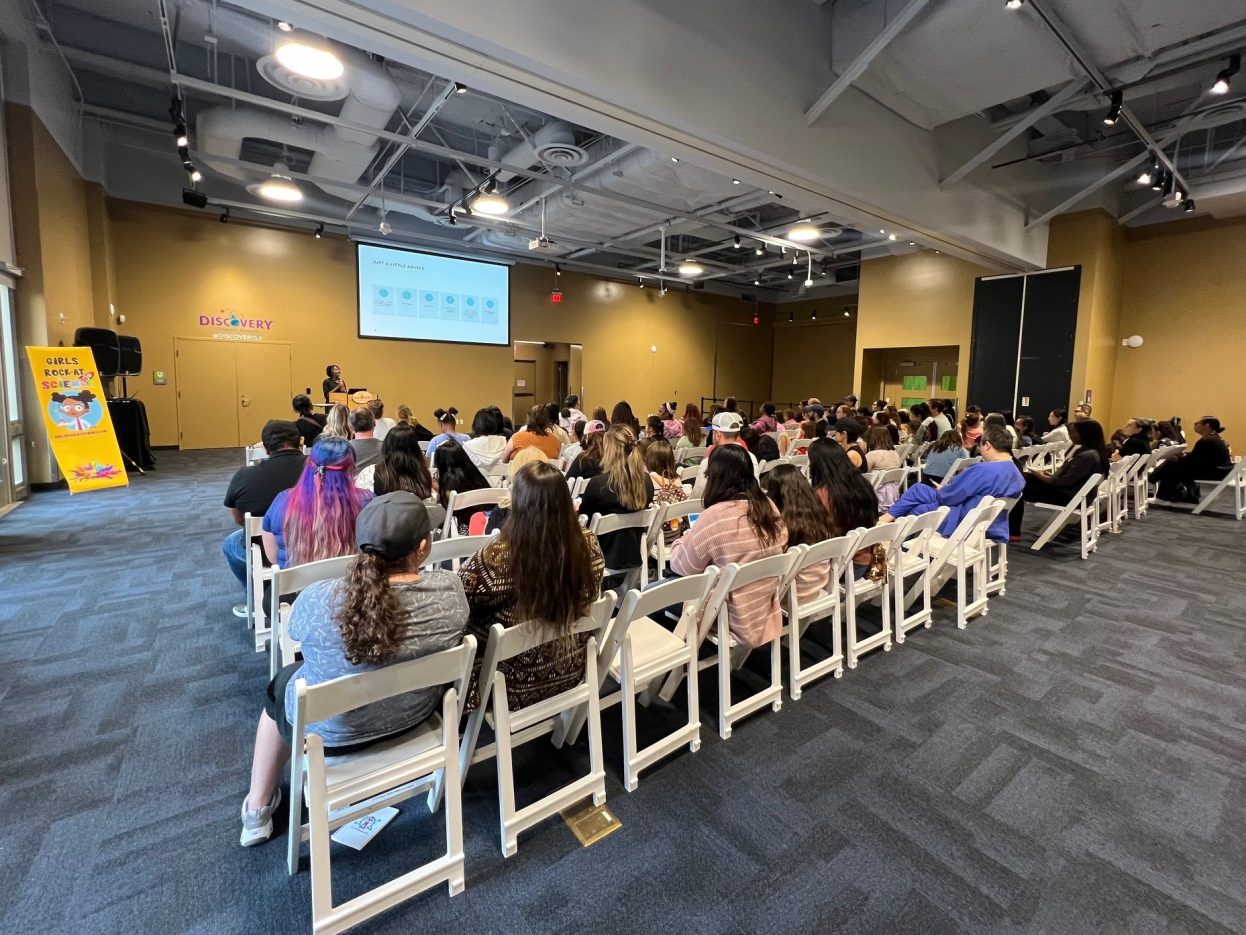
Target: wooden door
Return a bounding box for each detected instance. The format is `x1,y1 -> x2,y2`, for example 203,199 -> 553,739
175,338 -> 239,449
236,343 -> 293,446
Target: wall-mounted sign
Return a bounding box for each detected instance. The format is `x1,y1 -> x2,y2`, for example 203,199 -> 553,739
199,308 -> 273,342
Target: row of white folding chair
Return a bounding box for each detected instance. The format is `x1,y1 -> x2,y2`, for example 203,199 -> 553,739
675,445 -> 708,464
900,497 -> 1008,628
1096,454 -> 1140,534
287,638 -> 477,934
1028,472 -> 1104,560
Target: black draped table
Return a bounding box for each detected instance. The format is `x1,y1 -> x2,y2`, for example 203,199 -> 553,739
107,398 -> 157,470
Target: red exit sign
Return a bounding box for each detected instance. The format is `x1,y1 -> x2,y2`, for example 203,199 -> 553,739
550,289 -> 563,303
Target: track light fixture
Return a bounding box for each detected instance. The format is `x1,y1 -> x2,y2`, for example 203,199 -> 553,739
788,310 -> 794,322
810,309 -> 817,320
754,245 -> 764,256
786,271 -> 793,280
1005,0 -> 1024,8
1103,90 -> 1123,126
555,263 -> 562,276
453,82 -> 468,94
753,279 -> 760,286
190,169 -> 202,183
733,235 -> 741,249
175,122 -> 188,148
1211,54 -> 1240,95
669,156 -> 680,163
314,223 -> 324,238
731,178 -> 741,185
1137,161 -> 1155,186
1150,170 -> 1165,192
1184,199 -> 1196,213
378,216 -> 392,236
277,20 -> 294,32
219,208 -> 229,223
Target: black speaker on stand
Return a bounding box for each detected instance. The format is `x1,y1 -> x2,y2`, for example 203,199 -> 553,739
73,327 -> 121,377
117,335 -> 142,396
107,335 -> 152,474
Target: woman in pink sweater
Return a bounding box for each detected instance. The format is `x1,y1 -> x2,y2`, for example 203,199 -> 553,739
669,445 -> 787,647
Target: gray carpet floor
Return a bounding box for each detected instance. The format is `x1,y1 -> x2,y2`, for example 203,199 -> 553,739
1,448 -> 1243,935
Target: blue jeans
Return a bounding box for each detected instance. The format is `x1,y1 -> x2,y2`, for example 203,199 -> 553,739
223,527 -> 248,587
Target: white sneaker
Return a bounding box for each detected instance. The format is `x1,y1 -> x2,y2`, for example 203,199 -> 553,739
240,787 -> 282,847
232,603 -> 248,618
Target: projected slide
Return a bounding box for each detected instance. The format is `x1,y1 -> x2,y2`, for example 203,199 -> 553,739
357,243 -> 510,346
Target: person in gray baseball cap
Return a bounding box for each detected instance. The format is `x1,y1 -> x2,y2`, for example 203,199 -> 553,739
239,491 -> 468,848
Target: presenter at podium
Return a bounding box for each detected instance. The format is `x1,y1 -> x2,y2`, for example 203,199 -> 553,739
322,363 -> 347,401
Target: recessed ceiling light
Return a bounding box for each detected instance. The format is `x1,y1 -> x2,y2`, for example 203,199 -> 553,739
767,190 -> 776,196
677,260 -> 703,277
753,279 -> 760,286
275,39 -> 344,80
277,20 -> 294,32
788,224 -> 820,242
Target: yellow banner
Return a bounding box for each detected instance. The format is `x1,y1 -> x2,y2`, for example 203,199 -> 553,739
26,346 -> 129,494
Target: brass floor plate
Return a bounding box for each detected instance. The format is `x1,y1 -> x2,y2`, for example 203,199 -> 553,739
560,799 -> 622,847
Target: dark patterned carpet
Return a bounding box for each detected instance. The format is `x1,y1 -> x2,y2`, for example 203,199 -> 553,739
1,449 -> 1243,934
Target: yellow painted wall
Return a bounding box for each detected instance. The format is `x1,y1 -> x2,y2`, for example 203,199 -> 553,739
107,200 -> 773,446
854,251 -> 988,399
1111,216 -> 1246,436
770,298 -> 857,406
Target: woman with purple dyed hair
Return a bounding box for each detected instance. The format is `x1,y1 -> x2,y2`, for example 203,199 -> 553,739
261,436 -> 373,568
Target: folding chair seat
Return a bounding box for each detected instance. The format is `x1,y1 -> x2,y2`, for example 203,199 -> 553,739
424,531 -> 498,573
269,555 -> 356,679
286,639 -> 477,933
844,522 -> 907,668
589,508 -> 658,589
675,445 -> 707,465
1192,459 -> 1246,520
1029,472 -> 1104,559
891,507 -> 950,641
459,595 -> 614,856
441,488 -> 505,538
644,498 -> 702,582
781,533 -> 859,699
559,572 -> 719,790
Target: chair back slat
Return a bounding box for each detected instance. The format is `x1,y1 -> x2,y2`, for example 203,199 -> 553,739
272,554 -> 356,597
424,531 -> 497,569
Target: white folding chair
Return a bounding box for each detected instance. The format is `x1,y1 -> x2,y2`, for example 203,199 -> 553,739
1145,445 -> 1185,502
1096,455 -> 1137,534
244,445 -> 268,466
1029,473 -> 1104,559
662,551 -> 800,739
459,595 -> 614,857
1125,450 -> 1153,519
287,639 -> 478,933
589,508 -> 659,589
902,498 -> 1004,629
984,496 -> 1018,597
243,512 -> 266,636
565,475 -> 589,498
679,464 -> 701,484
787,437 -> 812,456
560,572 -> 719,790
482,463 -> 510,489
424,531 -> 498,572
675,445 -> 707,465
757,459 -> 781,479
844,523 -> 906,668
1192,459 -> 1246,520
644,498 -> 701,581
781,533 -> 859,700
442,488 -> 505,538
942,455 -> 980,482
863,470 -> 883,490
787,454 -> 809,477
891,507 -> 951,641
418,440 -> 431,454
269,555 -> 356,680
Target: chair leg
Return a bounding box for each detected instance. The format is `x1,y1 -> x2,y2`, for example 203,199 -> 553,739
585,652 -> 607,807
620,646 -> 640,792
440,695 -> 465,896
787,612 -> 803,699
956,557 -> 968,629
717,617 -> 732,740
492,678 -> 518,858
769,637 -> 783,712
686,644 -> 701,752
305,738 -> 334,927
287,748 -> 306,876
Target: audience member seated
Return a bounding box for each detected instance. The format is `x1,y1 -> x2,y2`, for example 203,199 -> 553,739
676,413 -> 706,461
961,412 -> 983,450
749,427 -> 781,463
1015,415 -> 1037,447
503,404 -> 562,460
808,438 -> 878,578
348,408 -> 383,470
545,402 -> 573,447
1042,408 -> 1070,444
367,398 -> 396,441
722,395 -> 739,414
923,430 -> 968,484
657,401 -> 683,439
357,423 -> 446,531
751,401 -> 779,433
1153,416 -> 1232,502
863,426 -> 902,509
580,425 -> 654,584
928,399 -> 953,436
1010,419 -> 1109,539
781,408 -> 800,429
291,394 -> 325,445
567,420 -> 606,479
882,423 -> 1023,543
463,407 -> 507,469
670,445 -> 787,648
482,447 -> 550,533
763,463 -> 833,601
644,415 -> 665,441
610,400 -> 641,436
562,419 -> 587,463
831,418 -> 868,472
691,411 -> 758,498
1112,418 -> 1153,460
433,438 -> 492,534
645,437 -> 689,546
780,418 -> 815,456
262,437 -> 372,569
1073,402 -> 1092,421
322,403 -> 351,440
459,461 -> 605,709
427,407 -> 469,458
396,404 -> 434,442
1152,418 -> 1184,448
222,420 -> 306,616
910,402 -> 936,442
559,394 -> 586,434
239,493 -> 467,847
983,411 -> 1017,449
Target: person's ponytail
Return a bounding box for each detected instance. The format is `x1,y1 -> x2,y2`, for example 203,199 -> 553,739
337,551 -> 402,664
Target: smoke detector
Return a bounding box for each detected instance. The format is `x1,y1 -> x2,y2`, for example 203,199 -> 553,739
256,53 -> 349,101
535,141 -> 588,168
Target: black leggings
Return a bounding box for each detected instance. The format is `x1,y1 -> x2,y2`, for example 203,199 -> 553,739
1009,474 -> 1075,536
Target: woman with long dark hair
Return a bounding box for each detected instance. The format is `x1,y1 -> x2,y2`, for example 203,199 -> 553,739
433,438 -> 492,534
1011,418 -> 1109,537
909,402 -> 936,442
567,421 -> 606,479
1152,416 -> 1231,502
239,493 -> 468,846
459,461 -> 605,708
669,445 -> 787,647
764,464 -> 833,600
1042,407 -> 1070,444
261,437 -> 371,568
364,425 -> 445,527
807,438 -> 878,576
610,400 -> 641,435
677,413 -> 706,455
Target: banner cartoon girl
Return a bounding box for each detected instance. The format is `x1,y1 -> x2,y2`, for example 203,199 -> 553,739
50,389 -> 101,431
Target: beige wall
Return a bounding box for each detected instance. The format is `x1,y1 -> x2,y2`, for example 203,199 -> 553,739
107,200 -> 774,446
854,251 -> 988,400
770,300 -> 857,406
1110,216 -> 1246,436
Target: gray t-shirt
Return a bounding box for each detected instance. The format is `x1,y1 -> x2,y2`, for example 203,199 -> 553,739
350,437 -> 383,471
284,571 -> 468,746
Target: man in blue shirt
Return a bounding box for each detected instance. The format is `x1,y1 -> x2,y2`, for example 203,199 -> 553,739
882,423 -> 1023,542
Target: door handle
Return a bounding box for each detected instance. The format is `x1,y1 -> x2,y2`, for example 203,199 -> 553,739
240,396 -> 251,407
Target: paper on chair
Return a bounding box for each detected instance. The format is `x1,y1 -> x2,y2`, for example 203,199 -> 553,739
330,807 -> 399,850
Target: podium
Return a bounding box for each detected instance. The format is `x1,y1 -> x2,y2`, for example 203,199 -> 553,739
329,390 -> 374,412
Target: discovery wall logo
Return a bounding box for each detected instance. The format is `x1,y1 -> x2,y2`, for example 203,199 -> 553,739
199,309 -> 274,341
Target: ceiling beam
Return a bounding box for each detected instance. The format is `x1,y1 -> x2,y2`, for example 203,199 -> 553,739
941,78 -> 1089,186
804,0 -> 932,126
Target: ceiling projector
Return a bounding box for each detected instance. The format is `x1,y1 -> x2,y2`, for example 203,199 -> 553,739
528,236 -> 561,255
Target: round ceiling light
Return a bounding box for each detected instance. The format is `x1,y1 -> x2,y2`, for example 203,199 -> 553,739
471,191 -> 510,216
275,39 -> 344,80
255,168 -> 302,203
787,223 -> 820,242
678,260 -> 704,277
